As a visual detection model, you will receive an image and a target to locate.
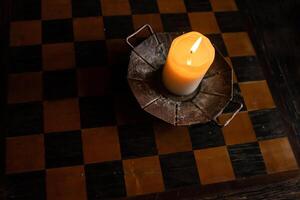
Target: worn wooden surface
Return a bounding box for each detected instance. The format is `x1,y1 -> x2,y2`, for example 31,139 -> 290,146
202,177 -> 300,200
124,171 -> 300,200
237,0 -> 300,163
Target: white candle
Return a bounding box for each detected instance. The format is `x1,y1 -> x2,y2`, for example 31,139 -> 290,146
162,32 -> 215,95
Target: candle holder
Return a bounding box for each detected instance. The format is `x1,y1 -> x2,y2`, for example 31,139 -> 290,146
126,24 -> 243,126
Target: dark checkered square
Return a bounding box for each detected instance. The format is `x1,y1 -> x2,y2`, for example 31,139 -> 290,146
228,142 -> 267,178
104,16 -> 134,39
249,108 -> 287,140
9,45 -> 42,73
231,56 -> 265,82
184,0 -> 212,12
6,171 -> 46,200
111,64 -> 131,92
215,11 -> 247,32
11,0 -> 41,21
7,102 -> 43,137
129,0 -> 159,14
79,96 -> 116,128
161,14 -> 191,32
85,161 -> 126,199
118,123 -> 157,159
160,151 -> 199,189
43,69 -> 77,100
72,0 -> 101,17
42,19 -> 74,43
114,92 -> 151,125
45,131 -> 83,168
189,122 -> 225,149
77,67 -> 112,97
75,40 -> 107,68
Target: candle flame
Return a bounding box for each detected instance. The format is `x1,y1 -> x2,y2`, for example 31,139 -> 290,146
187,37 -> 202,65
190,37 -> 202,54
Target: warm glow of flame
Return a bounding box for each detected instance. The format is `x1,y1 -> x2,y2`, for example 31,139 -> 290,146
187,37 -> 202,66
190,37 -> 202,53
187,59 -> 192,65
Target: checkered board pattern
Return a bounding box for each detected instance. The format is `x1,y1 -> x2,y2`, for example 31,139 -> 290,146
5,0 -> 299,199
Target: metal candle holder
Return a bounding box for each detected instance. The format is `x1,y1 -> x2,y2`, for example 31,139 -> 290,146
126,24 -> 242,126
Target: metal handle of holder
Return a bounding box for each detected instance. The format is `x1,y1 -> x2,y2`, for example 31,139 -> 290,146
126,24 -> 160,49
214,101 -> 243,127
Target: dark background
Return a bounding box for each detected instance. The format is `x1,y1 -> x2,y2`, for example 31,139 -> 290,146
239,0 -> 300,159
0,0 -> 9,198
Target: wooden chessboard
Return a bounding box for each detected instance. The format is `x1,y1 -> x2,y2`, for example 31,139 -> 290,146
5,0 -> 299,199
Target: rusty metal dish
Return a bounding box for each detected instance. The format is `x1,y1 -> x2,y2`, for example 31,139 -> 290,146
126,24 -> 242,126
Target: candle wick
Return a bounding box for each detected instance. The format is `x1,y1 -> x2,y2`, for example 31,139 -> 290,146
187,52 -> 193,65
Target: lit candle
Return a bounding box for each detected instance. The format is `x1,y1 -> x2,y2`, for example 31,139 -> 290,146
162,32 -> 215,96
